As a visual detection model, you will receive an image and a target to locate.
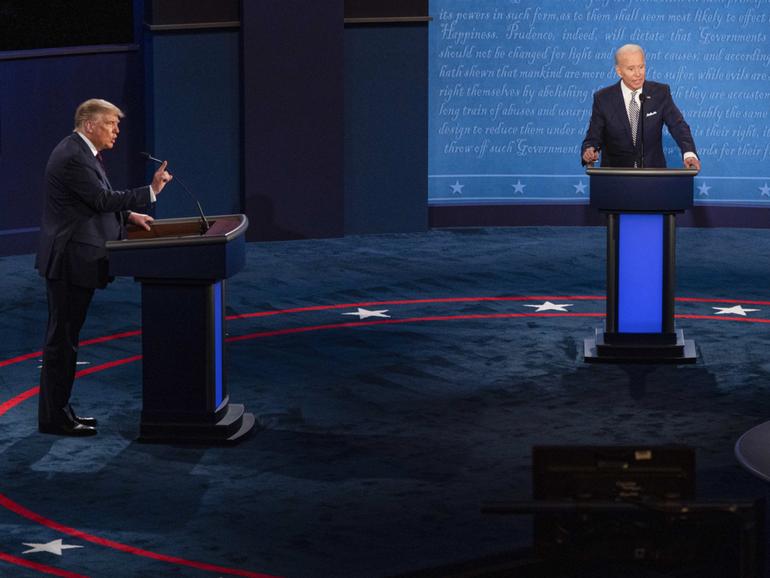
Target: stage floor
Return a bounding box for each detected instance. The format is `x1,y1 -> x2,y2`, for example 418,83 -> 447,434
0,226 -> 769,577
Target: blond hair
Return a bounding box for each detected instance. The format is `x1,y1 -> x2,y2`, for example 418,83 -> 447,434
73,99 -> 124,130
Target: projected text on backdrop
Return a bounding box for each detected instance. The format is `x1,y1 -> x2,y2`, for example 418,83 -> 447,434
428,0 -> 770,206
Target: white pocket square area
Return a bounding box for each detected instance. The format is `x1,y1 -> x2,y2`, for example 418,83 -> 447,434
646,111 -> 658,117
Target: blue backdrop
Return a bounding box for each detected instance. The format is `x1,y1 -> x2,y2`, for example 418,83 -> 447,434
428,0 -> 770,206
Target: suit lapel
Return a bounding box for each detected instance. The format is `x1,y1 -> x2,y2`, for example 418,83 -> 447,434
610,81 -> 634,145
93,155 -> 112,190
70,133 -> 122,238
71,133 -> 112,190
640,81 -> 658,122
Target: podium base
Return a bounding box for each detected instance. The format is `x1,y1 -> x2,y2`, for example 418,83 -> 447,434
584,328 -> 697,364
139,403 -> 256,445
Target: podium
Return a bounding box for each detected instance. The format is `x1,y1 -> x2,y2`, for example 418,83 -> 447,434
107,214 -> 256,443
584,168 -> 698,363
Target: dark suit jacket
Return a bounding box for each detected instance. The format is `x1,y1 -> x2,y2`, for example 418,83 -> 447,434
35,133 -> 153,289
581,80 -> 697,168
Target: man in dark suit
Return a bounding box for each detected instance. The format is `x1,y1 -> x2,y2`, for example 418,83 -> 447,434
36,99 -> 173,436
581,44 -> 701,170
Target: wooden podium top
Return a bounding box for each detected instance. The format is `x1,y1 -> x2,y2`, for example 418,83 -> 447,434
107,214 -> 248,280
108,214 -> 248,251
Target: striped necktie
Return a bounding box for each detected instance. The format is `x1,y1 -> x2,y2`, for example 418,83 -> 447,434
629,91 -> 640,167
629,91 -> 640,145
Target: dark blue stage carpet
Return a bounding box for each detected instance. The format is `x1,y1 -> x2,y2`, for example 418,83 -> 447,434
1,226 -> 770,577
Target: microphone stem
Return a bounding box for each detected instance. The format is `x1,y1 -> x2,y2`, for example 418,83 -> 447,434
143,153 -> 210,234
174,176 -> 210,233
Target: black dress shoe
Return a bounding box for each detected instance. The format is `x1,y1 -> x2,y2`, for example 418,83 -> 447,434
39,421 -> 97,437
73,414 -> 98,427
66,405 -> 98,427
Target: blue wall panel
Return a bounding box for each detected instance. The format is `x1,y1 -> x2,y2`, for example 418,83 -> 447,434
147,30 -> 241,219
0,49 -> 145,256
344,24 -> 428,234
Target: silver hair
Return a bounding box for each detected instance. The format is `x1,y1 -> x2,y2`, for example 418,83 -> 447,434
614,44 -> 645,65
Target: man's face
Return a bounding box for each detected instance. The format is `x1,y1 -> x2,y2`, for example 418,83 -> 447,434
84,112 -> 120,151
615,50 -> 645,91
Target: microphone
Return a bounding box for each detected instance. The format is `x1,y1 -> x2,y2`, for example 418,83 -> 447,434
140,152 -> 210,234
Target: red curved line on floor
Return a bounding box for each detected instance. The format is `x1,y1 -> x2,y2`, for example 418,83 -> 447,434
225,310 -> 770,342
0,357 -> 276,577
0,351 -> 41,369
0,358 -> 142,418
79,330 -> 141,347
677,314 -> 770,323
226,312 -> 605,342
225,295 -> 607,319
2,296 -> 766,369
74,356 -> 143,378
0,551 -> 89,578
0,386 -> 39,418
3,310 -> 765,418
677,297 -> 770,306
0,331 -> 140,370
224,295 -> 770,321
0,493 -> 278,578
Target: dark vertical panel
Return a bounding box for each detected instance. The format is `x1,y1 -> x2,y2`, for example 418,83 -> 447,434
145,0 -> 239,25
241,1 -> 344,241
344,0 -> 428,18
344,24 -> 428,234
147,30 -> 241,219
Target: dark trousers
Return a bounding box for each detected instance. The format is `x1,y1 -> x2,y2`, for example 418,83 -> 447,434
39,278 -> 95,425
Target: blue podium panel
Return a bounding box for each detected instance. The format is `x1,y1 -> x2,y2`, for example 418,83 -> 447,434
618,214 -> 663,334
213,281 -> 224,407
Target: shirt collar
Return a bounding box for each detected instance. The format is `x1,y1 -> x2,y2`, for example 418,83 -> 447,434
75,131 -> 99,157
620,81 -> 641,103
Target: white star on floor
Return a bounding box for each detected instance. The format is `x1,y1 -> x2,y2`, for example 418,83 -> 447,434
342,308 -> 391,320
511,180 -> 526,194
523,301 -> 574,312
573,181 -> 588,195
22,539 -> 83,556
38,360 -> 90,369
712,305 -> 760,316
697,182 -> 711,197
759,183 -> 770,197
449,180 -> 464,196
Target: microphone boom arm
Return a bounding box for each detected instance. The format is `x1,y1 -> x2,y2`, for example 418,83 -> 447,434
140,152 -> 210,234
